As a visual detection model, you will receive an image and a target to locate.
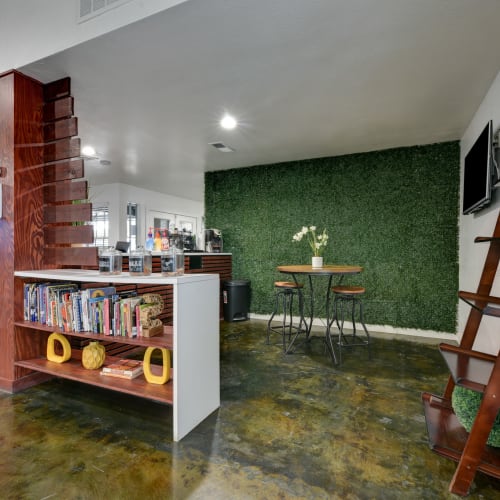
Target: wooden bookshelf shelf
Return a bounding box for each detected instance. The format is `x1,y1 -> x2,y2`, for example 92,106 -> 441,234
14,320 -> 174,350
15,355 -> 173,405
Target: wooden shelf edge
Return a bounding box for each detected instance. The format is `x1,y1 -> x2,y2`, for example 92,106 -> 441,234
439,344 -> 496,393
15,357 -> 173,405
422,392 -> 500,479
474,237 -> 500,243
439,343 -> 497,363
458,291 -> 500,317
15,320 -> 173,349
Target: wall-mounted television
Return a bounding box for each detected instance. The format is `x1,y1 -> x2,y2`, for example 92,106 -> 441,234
462,120 -> 497,215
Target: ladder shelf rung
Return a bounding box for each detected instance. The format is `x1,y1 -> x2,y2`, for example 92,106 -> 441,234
474,236 -> 500,243
439,343 -> 497,393
459,291 -> 500,315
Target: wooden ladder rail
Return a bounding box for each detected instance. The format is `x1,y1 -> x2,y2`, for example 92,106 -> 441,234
449,353 -> 500,495
443,212 -> 500,400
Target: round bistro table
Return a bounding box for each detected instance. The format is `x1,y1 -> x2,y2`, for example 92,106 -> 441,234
277,264 -> 363,364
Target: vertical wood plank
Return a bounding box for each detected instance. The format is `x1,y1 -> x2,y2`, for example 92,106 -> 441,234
0,72 -> 15,388
0,71 -> 45,392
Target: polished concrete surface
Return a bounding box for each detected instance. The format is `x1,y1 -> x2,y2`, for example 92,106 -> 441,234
0,320 -> 499,499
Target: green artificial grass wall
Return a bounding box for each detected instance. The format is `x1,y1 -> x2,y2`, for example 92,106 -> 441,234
205,141 -> 460,332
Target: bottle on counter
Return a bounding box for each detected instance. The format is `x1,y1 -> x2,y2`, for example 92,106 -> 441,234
129,246 -> 152,276
145,227 -> 154,251
161,229 -> 170,251
154,229 -> 162,251
161,242 -> 184,276
98,247 -> 122,275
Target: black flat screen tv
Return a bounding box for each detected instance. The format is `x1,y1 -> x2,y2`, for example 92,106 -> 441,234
463,120 -> 495,215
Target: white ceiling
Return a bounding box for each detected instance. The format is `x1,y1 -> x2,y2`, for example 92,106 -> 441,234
19,0 -> 500,202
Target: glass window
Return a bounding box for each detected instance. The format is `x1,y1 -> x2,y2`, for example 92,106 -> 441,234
92,204 -> 109,248
127,202 -> 138,251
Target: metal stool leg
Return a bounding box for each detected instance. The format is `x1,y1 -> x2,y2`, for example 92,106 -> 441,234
267,290 -> 281,344
330,290 -> 371,363
267,285 -> 306,353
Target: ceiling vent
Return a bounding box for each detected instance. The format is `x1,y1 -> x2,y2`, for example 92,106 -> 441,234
78,0 -> 133,23
209,142 -> 235,153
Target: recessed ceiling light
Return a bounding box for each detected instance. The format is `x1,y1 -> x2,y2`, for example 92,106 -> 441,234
81,145 -> 96,157
220,114 -> 237,130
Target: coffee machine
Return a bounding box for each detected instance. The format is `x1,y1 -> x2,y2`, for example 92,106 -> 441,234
205,229 -> 223,253
182,229 -> 196,252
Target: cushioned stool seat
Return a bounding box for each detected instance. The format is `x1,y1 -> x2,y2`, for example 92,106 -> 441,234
267,281 -> 306,353
329,285 -> 371,363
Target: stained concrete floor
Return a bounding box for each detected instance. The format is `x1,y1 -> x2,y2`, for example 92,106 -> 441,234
0,320 -> 499,499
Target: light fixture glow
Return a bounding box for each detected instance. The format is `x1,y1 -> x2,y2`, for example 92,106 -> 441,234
220,114 -> 237,130
81,145 -> 96,157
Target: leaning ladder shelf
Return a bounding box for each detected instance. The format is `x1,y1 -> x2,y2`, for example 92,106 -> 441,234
421,213 -> 500,496
14,269 -> 220,442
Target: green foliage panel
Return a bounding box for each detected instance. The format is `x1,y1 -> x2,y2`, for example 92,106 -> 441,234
205,142 -> 459,332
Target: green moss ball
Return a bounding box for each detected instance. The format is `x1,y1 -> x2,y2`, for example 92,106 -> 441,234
452,385 -> 500,448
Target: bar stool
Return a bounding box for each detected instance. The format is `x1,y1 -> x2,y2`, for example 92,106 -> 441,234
267,281 -> 306,353
328,285 -> 371,363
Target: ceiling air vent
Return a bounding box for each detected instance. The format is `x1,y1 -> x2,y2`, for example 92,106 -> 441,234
209,142 -> 235,153
78,0 -> 133,24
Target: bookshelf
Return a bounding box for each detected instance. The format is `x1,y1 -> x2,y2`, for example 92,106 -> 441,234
14,269 -> 220,442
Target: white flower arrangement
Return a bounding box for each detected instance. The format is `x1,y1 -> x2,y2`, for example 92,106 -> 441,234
292,226 -> 328,257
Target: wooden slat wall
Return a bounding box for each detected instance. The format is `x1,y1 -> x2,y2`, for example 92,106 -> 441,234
44,117 -> 78,142
44,247 -> 100,267
44,179 -> 88,203
134,255 -> 230,321
44,137 -> 81,163
85,254 -> 232,322
42,77 -> 97,268
44,203 -> 92,224
44,159 -> 84,183
44,225 -> 94,245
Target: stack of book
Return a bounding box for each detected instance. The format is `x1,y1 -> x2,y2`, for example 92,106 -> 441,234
100,359 -> 144,380
23,283 -> 159,338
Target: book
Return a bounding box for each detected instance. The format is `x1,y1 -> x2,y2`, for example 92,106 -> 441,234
71,291 -> 83,332
100,359 -> 144,379
120,296 -> 143,337
24,283 -> 38,322
45,283 -> 78,327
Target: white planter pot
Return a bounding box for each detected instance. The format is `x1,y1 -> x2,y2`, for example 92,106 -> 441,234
312,256 -> 323,268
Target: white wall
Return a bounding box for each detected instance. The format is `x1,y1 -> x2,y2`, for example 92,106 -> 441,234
459,70 -> 500,354
0,1 -> 204,251
90,182 -> 204,248
0,0 -> 188,74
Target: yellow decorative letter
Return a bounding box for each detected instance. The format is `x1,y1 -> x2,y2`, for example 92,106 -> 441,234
47,333 -> 71,363
143,347 -> 171,384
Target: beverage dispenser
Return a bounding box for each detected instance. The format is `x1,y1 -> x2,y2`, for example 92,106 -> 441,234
205,229 -> 223,253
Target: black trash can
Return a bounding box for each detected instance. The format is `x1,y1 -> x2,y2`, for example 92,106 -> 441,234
223,280 -> 250,322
